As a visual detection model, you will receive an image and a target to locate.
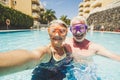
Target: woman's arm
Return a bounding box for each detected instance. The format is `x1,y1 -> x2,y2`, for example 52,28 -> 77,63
0,49 -> 36,67
0,46 -> 49,76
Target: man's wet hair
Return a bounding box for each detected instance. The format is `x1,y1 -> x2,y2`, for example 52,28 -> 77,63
70,16 -> 87,26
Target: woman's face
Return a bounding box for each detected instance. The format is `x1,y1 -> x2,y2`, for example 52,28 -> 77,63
48,23 -> 67,48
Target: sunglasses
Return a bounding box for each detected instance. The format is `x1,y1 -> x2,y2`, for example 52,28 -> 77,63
70,24 -> 87,35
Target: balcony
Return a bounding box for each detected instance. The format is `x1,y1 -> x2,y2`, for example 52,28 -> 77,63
91,0 -> 102,8
84,0 -> 90,2
32,0 -> 39,5
32,13 -> 40,19
84,1 -> 91,7
84,8 -> 90,13
79,8 -> 83,12
79,2 -> 84,7
0,0 -> 9,6
32,5 -> 40,12
79,12 -> 83,16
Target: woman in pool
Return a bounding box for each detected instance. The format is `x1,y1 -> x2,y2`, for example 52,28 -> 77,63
0,20 -> 73,80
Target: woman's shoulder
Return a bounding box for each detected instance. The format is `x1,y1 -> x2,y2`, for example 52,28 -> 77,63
36,44 -> 51,53
31,44 -> 51,59
32,45 -> 52,63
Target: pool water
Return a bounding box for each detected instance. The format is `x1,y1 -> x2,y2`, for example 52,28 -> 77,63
0,30 -> 120,80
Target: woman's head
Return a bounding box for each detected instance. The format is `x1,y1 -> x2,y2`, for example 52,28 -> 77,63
70,16 -> 88,42
48,20 -> 68,48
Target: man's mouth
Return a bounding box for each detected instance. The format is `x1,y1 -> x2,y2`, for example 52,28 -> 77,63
74,34 -> 84,39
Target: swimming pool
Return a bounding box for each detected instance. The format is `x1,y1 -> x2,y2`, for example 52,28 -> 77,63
0,30 -> 120,80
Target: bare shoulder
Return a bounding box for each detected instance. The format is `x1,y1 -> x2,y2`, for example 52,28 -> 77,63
32,45 -> 51,60
89,42 -> 103,50
89,42 -> 107,54
35,45 -> 50,53
27,45 -> 51,68
89,41 -> 101,48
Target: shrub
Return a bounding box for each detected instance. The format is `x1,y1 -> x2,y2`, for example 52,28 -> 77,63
0,4 -> 33,30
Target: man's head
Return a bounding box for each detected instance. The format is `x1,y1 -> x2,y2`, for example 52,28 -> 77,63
48,20 -> 68,48
70,16 -> 88,42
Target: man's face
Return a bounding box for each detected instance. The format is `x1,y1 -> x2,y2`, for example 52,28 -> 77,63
71,20 -> 87,42
48,23 -> 67,47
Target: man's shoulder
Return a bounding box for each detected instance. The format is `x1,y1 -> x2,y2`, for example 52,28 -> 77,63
89,41 -> 103,49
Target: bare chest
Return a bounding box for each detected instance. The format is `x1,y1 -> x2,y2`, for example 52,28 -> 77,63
71,47 -> 96,57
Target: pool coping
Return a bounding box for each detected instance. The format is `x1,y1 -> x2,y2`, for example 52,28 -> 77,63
0,29 -> 32,32
92,31 -> 120,34
0,29 -> 120,34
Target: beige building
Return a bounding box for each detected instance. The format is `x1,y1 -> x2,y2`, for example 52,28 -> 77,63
0,0 -> 45,28
79,0 -> 115,18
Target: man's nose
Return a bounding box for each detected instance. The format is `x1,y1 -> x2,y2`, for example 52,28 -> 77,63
76,30 -> 81,34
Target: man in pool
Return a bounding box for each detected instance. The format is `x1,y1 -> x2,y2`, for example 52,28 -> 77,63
64,16 -> 120,80
0,20 -> 73,80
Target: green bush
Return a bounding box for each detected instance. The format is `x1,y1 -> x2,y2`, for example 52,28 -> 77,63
0,4 -> 33,29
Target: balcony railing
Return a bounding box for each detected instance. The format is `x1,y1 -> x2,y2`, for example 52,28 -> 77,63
79,12 -> 83,16
79,8 -> 83,12
91,0 -> 102,8
84,0 -> 90,2
79,2 -> 85,7
32,0 -> 40,5
0,0 -> 9,6
32,5 -> 40,11
32,13 -> 40,19
84,8 -> 90,13
84,1 -> 91,7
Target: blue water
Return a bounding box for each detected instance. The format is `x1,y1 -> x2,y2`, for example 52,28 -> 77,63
0,30 -> 120,80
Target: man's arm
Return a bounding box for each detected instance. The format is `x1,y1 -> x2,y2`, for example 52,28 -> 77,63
95,44 -> 120,61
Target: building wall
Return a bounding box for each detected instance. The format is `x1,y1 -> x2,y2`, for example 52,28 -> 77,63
101,0 -> 113,7
0,0 -> 33,16
78,0 -> 114,18
0,0 -> 46,28
13,0 -> 32,16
